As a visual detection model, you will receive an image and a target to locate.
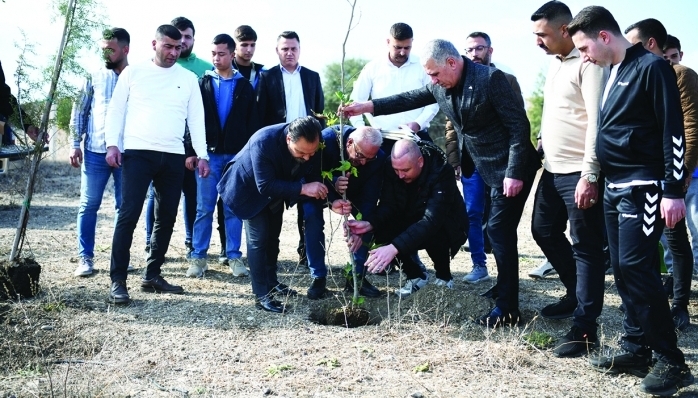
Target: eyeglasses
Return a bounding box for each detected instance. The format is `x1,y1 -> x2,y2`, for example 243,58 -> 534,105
464,45 -> 489,54
352,142 -> 377,162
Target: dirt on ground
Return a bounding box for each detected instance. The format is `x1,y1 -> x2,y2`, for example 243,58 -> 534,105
1,146 -> 698,397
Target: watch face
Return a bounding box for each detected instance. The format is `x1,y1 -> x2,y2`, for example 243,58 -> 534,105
586,174 -> 598,183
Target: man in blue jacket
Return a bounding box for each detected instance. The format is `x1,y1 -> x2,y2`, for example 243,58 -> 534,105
301,125 -> 386,299
218,116 -> 328,313
569,6 -> 693,396
187,34 -> 258,279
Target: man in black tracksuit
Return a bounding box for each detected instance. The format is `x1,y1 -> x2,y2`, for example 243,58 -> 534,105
346,139 -> 468,298
569,6 -> 693,397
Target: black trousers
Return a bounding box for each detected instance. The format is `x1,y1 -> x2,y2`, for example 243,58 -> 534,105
244,205 -> 284,298
111,150 -> 185,282
664,220 -> 693,307
605,184 -> 684,364
531,171 -> 606,332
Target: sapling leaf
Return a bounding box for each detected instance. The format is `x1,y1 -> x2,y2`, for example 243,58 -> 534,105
355,212 -> 362,221
350,166 -> 358,178
321,171 -> 333,181
337,160 -> 351,172
318,141 -> 326,150
353,296 -> 365,306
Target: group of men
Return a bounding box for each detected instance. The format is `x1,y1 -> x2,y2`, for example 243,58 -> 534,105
59,2 -> 695,396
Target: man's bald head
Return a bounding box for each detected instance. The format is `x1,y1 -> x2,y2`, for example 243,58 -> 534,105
391,139 -> 424,183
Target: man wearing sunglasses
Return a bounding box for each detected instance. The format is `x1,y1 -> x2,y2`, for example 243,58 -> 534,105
301,126 -> 386,299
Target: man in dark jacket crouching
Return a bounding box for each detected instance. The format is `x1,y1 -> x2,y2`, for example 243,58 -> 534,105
346,139 -> 467,298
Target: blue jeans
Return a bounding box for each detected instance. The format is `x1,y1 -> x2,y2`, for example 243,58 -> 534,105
77,150 -> 122,258
191,153 -> 242,259
110,150 -> 184,282
461,168 -> 486,266
685,180 -> 698,272
145,167 -> 196,245
244,205 -> 284,298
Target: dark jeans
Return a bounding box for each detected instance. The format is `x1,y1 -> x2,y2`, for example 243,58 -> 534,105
145,167 -> 196,245
217,197 -> 226,250
490,176 -> 534,312
375,222 -> 452,281
605,184 -> 684,365
664,219 -> 693,307
531,170 -> 606,332
244,205 -> 284,298
111,150 -> 185,282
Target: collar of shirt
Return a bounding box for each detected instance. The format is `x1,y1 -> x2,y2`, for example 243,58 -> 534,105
556,47 -> 581,62
280,64 -> 302,75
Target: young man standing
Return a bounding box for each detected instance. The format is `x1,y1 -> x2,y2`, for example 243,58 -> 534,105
187,34 -> 258,278
70,28 -> 134,277
105,25 -> 210,303
569,7 -> 693,396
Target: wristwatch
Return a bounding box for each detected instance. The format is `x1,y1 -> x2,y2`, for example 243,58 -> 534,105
583,174 -> 598,183
197,155 -> 210,162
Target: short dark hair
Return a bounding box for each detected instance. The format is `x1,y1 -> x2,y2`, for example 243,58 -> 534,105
213,34 -> 235,52
390,23 -> 413,41
234,25 -> 258,42
530,1 -> 573,24
567,6 -> 622,38
103,27 -> 130,46
171,16 -> 195,36
156,24 -> 182,41
287,116 -> 321,143
467,31 -> 491,46
278,31 -> 300,43
664,34 -> 681,52
625,19 -> 667,49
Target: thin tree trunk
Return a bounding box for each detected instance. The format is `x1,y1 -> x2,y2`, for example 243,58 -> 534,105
9,0 -> 77,263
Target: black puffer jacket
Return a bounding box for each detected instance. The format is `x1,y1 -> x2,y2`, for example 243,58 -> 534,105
373,142 -> 468,257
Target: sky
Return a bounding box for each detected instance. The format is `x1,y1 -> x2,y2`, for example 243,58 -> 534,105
0,0 -> 696,102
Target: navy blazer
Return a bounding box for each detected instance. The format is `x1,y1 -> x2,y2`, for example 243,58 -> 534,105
373,56 -> 540,188
218,123 -> 320,220
257,65 -> 325,127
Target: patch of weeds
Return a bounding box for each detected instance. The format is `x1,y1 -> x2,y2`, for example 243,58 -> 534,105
413,362 -> 431,373
96,244 -> 111,252
317,358 -> 340,368
42,301 -> 65,312
523,331 -> 554,349
16,364 -> 43,378
194,387 -> 206,395
267,364 -> 293,376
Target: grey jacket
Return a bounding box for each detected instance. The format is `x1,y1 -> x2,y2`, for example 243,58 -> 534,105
373,56 -> 539,188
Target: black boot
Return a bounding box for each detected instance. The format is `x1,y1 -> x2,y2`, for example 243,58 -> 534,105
307,277 -> 330,300
345,274 -> 382,298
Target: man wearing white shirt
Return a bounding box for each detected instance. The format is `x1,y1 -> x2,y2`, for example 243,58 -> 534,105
104,25 -> 210,304
350,22 -> 439,147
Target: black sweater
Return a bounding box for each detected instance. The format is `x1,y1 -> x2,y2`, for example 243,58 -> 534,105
598,43 -> 686,198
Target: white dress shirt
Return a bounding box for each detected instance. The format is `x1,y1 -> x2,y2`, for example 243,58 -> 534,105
281,64 -> 307,122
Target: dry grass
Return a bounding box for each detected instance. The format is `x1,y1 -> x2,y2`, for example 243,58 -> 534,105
1,146 -> 697,397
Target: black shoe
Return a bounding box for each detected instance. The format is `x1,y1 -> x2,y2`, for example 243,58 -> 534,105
540,294 -> 578,320
553,326 -> 598,358
475,307 -> 521,328
255,296 -> 287,313
671,304 -> 690,331
640,356 -> 694,396
480,284 -> 499,299
109,280 -> 130,304
664,275 -> 674,299
185,240 -> 193,260
271,283 -> 297,297
345,275 -> 382,298
589,349 -> 652,377
307,277 -> 331,300
140,275 -> 184,294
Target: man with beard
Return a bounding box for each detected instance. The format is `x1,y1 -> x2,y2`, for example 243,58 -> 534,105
349,23 -> 438,147
143,17 -> 213,260
218,116 -> 328,313
105,24 -> 210,303
70,27 -> 134,277
445,31 -> 524,287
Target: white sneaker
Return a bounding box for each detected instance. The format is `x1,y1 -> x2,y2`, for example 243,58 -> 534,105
127,263 -> 135,272
528,259 -> 556,279
395,276 -> 429,298
186,258 -> 208,278
74,256 -> 94,277
433,278 -> 454,289
230,258 -> 249,277
218,249 -> 229,265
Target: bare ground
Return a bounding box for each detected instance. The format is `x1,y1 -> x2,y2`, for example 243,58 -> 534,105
1,148 -> 698,397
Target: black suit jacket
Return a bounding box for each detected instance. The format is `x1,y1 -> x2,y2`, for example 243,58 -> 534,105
257,65 -> 325,127
373,56 -> 540,188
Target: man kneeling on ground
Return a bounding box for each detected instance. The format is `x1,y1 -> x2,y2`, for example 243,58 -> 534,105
346,139 -> 467,297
